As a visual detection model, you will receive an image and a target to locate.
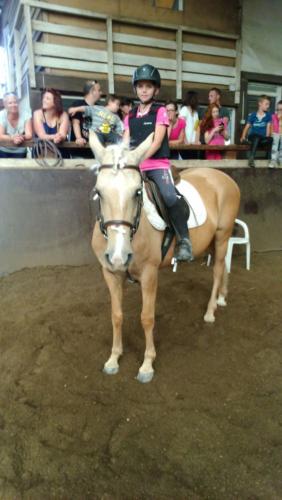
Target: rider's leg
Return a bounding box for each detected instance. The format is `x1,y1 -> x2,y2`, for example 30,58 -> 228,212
146,169 -> 193,261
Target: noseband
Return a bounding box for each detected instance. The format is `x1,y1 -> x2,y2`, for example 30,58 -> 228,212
94,164 -> 143,240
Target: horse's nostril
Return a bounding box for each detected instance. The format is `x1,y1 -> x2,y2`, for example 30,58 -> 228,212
126,253 -> 133,266
105,253 -> 111,265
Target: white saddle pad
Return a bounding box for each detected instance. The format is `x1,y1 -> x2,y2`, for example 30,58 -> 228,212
143,179 -> 207,231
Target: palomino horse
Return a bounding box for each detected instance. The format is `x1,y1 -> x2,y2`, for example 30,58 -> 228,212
90,132 -> 240,383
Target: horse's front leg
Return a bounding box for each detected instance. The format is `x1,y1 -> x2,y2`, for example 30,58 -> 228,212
102,268 -> 124,375
137,265 -> 158,383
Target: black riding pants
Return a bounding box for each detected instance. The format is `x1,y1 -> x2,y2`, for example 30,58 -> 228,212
145,168 -> 177,208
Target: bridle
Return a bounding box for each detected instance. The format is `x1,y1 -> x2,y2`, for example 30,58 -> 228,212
94,164 -> 143,240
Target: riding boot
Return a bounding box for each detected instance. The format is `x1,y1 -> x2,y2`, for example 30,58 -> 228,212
167,197 -> 193,262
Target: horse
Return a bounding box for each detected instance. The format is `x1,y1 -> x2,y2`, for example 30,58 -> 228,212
89,132 -> 240,383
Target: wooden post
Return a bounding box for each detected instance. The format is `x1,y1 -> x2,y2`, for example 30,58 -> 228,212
14,30 -> 22,98
106,17 -> 114,94
235,39 -> 242,105
23,3 -> 36,88
176,28 -> 182,100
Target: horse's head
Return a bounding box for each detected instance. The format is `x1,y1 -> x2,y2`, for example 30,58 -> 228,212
90,132 -> 153,272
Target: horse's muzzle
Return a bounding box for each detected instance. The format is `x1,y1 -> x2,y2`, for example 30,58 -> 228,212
105,251 -> 133,271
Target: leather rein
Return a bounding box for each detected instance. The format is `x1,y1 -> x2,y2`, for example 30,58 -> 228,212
94,164 -> 143,240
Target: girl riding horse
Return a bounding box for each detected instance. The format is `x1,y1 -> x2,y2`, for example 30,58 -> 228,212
123,64 -> 193,262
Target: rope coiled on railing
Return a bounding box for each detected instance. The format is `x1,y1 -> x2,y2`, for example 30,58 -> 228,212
32,139 -> 63,168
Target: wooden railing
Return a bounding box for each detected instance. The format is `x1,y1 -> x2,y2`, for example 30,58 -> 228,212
5,0 -> 241,101
0,141 -> 270,160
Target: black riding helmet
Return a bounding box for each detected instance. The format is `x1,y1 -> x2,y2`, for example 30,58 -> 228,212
132,64 -> 161,88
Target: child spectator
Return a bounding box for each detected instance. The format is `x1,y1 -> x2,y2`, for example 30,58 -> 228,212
201,104 -> 228,160
165,100 -> 185,159
240,95 -> 272,168
69,94 -> 123,145
269,100 -> 282,168
119,97 -> 133,121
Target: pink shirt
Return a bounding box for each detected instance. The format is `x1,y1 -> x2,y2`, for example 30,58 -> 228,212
206,118 -> 227,146
169,117 -> 186,141
124,105 -> 170,171
272,113 -> 282,134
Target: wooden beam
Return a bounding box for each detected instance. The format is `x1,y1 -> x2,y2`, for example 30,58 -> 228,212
182,43 -> 236,58
32,20 -> 107,42
23,4 -> 36,88
234,39 -> 242,103
22,0 -> 239,39
176,28 -> 182,100
34,56 -> 108,74
34,42 -> 108,63
106,18 -> 114,94
13,29 -> 22,98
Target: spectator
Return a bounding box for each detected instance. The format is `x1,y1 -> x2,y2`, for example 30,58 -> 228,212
105,94 -> 121,115
240,95 -> 272,168
207,87 -> 230,122
201,104 -> 229,160
33,88 -> 69,145
119,97 -> 133,121
0,92 -> 32,158
166,100 -> 185,159
70,80 -> 102,151
68,94 -> 123,146
268,100 -> 282,168
179,91 -> 200,143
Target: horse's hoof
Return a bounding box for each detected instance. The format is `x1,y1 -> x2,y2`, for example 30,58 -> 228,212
204,312 -> 215,323
217,295 -> 227,307
136,371 -> 154,383
103,365 -> 119,375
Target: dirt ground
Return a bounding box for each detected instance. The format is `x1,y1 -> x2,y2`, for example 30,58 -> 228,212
0,252 -> 281,500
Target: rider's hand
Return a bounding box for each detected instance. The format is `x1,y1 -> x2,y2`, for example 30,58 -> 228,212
75,137 -> 86,146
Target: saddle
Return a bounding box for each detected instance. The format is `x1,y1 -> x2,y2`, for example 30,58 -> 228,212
143,173 -> 189,260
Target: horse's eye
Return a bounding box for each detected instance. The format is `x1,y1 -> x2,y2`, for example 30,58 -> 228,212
135,188 -> 142,198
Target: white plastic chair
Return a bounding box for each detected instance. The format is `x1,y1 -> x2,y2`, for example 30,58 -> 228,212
207,218 -> 251,273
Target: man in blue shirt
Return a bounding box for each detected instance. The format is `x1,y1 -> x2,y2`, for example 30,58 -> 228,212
240,95 -> 273,167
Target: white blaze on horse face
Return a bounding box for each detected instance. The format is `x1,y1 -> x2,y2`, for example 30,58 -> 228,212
112,173 -> 127,211
110,225 -> 127,266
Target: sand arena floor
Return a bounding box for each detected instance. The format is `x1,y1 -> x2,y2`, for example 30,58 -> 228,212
0,252 -> 281,499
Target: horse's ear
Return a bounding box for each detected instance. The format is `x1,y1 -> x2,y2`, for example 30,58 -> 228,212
126,133 -> 154,166
89,131 -> 106,164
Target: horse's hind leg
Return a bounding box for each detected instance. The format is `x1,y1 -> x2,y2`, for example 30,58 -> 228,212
137,265 -> 158,383
102,268 -> 124,375
204,230 -> 229,323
